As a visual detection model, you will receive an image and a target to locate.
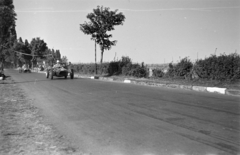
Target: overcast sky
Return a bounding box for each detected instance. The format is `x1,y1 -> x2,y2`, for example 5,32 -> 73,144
14,0 -> 240,64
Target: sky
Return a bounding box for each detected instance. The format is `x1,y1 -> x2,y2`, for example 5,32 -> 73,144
14,0 -> 240,64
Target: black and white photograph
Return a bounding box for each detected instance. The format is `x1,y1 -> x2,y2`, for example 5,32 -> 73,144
0,0 -> 239,154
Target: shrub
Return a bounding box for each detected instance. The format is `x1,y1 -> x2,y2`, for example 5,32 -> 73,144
152,69 -> 164,78
195,53 -> 240,80
119,56 -> 132,68
108,61 -> 121,75
164,63 -> 175,78
72,62 -> 109,75
72,53 -> 240,81
122,63 -> 148,78
174,57 -> 193,77
121,63 -> 132,76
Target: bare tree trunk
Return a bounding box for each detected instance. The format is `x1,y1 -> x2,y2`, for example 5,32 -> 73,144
100,46 -> 104,64
95,40 -> 97,75
100,45 -> 104,74
31,59 -> 34,70
0,59 -> 4,72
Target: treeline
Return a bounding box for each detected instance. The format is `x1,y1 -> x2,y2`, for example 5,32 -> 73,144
3,36 -> 69,68
73,53 -> 240,81
0,0 -> 67,69
12,37 -> 62,68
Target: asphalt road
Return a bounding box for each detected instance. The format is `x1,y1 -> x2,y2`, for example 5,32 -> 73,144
5,69 -> 240,155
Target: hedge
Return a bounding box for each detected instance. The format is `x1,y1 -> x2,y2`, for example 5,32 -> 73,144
72,53 -> 240,81
72,56 -> 148,78
194,53 -> 240,80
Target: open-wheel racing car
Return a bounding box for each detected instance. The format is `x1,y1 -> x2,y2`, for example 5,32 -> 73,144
46,66 -> 74,80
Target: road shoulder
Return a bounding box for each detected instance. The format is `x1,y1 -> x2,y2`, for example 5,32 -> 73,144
0,76 -> 82,155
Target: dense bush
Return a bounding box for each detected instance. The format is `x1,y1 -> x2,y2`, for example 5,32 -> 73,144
121,61 -> 148,78
121,63 -> 132,76
129,66 -> 148,78
164,63 -> 175,78
108,61 -> 120,75
72,53 -> 240,81
125,64 -> 148,78
72,62 -> 109,75
152,69 -> 164,78
72,56 -> 148,78
195,53 -> 240,80
119,56 -> 132,68
174,57 -> 193,77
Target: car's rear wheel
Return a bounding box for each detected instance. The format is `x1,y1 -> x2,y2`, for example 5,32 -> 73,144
70,69 -> 74,79
46,71 -> 49,78
50,70 -> 53,79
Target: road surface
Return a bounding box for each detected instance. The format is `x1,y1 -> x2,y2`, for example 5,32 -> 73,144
5,69 -> 240,155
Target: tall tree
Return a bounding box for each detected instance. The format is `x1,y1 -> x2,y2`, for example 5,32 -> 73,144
29,37 -> 48,68
45,48 -> 53,66
55,49 -> 61,60
13,38 -> 32,66
0,0 -> 17,70
80,6 -> 125,64
61,56 -> 68,64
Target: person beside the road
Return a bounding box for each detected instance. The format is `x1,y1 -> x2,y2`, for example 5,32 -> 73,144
68,62 -> 72,69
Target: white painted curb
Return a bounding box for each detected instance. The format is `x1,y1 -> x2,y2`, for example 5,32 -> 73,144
124,79 -> 131,83
90,76 -> 99,79
206,87 -> 226,94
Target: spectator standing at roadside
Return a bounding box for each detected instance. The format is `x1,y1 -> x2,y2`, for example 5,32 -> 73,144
68,62 -> 72,69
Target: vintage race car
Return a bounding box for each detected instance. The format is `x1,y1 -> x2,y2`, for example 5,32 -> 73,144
46,66 -> 74,79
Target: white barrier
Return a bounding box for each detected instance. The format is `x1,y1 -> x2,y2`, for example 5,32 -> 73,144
206,87 -> 226,94
124,79 -> 131,83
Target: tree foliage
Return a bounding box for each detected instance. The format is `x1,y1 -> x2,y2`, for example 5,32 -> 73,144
61,55 -> 68,63
29,38 -> 48,58
55,49 -> 61,60
195,53 -> 240,81
0,0 -> 16,43
13,38 -> 32,64
0,0 -> 17,69
80,6 -> 125,63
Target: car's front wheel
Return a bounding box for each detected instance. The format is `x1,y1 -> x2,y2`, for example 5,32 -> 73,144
46,71 -> 49,78
70,69 -> 74,79
50,70 -> 54,80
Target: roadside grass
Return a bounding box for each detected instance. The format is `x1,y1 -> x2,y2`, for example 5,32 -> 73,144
0,76 -> 82,155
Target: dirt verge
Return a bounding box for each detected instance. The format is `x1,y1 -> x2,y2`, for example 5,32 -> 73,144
0,77 -> 83,155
